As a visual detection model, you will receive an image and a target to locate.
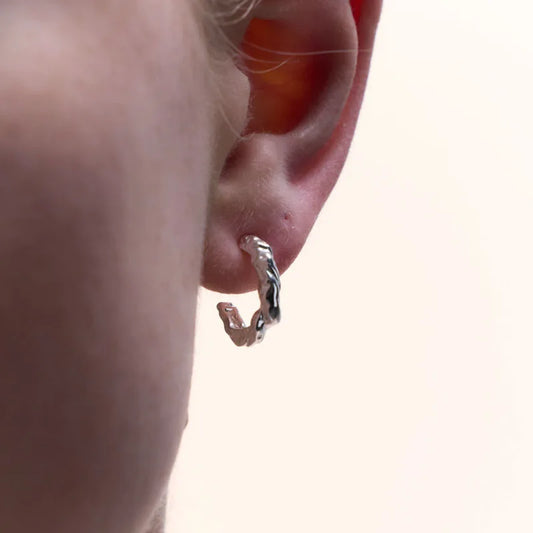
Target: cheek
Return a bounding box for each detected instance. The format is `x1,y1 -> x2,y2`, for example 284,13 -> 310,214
0,295 -> 192,532
0,3 -> 207,173
0,4 -> 207,531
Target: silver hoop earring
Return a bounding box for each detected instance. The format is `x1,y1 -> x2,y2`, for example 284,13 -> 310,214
217,235 -> 281,347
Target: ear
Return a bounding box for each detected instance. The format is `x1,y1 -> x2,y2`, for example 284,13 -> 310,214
202,0 -> 382,293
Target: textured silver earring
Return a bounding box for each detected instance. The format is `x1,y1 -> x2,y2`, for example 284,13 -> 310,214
217,235 -> 281,347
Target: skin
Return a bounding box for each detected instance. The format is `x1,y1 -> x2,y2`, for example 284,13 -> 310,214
0,1 -> 381,531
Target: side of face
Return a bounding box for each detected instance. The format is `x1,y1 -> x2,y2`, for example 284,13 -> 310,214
0,2 -> 381,532
0,3 -> 215,532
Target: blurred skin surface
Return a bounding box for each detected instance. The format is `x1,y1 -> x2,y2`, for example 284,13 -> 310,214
0,2 -> 215,532
0,0 -> 380,531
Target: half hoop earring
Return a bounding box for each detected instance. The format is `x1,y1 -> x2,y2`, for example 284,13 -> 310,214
217,235 -> 281,347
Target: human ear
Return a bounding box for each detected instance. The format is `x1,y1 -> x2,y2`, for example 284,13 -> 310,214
202,0 -> 382,293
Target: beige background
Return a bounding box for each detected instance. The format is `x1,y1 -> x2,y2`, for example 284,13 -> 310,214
167,1 -> 533,531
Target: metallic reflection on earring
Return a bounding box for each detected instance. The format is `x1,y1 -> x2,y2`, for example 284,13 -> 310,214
217,235 -> 281,347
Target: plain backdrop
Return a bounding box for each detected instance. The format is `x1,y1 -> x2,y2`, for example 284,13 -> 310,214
166,1 -> 533,532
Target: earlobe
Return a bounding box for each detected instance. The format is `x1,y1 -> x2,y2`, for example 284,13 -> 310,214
202,0 -> 382,294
